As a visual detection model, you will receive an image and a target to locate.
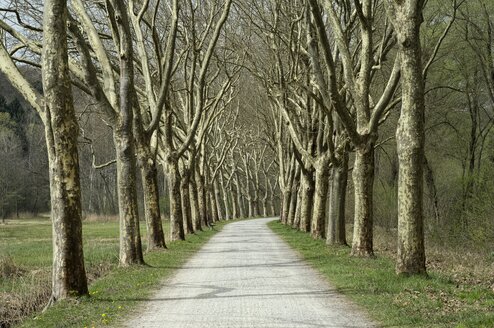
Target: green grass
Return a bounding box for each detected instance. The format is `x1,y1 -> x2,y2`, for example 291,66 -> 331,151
0,217 -> 232,327
268,221 -> 494,328
1,219 -> 120,272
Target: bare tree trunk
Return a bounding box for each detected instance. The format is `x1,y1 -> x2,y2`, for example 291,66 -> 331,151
168,161 -> 185,240
195,165 -> 208,227
189,168 -> 202,231
262,198 -> 268,217
311,157 -> 330,239
351,146 -> 375,257
293,187 -> 302,229
288,168 -> 300,227
231,188 -> 238,219
111,0 -> 144,266
235,177 -> 245,218
214,179 -> 223,221
327,151 -> 349,246
388,0 -> 427,275
269,191 -> 276,217
140,158 -> 166,249
299,170 -> 315,233
134,118 -> 165,250
114,130 -> 144,265
281,188 -> 291,224
220,173 -> 231,220
247,198 -> 254,218
209,184 -> 219,222
42,0 -> 88,301
180,171 -> 194,234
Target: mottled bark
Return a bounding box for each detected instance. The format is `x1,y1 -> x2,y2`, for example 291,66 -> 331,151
262,198 -> 268,217
281,188 -> 291,224
114,129 -> 144,265
219,174 -> 231,220
209,184 -> 219,222
134,123 -> 166,250
180,171 -> 194,234
247,196 -> 254,218
327,151 -> 349,246
387,0 -> 427,275
311,157 -> 330,239
268,197 -> 276,217
168,161 -> 185,241
189,169 -> 202,231
140,156 -> 166,249
299,170 -> 315,233
288,168 -> 300,227
134,108 -> 165,250
214,179 -> 223,221
293,187 -> 302,229
234,174 -> 245,218
112,0 -> 144,265
231,188 -> 238,219
42,0 -> 88,301
195,165 -> 208,227
207,186 -> 215,222
351,146 -> 375,257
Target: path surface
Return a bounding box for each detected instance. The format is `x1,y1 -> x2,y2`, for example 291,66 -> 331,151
124,218 -> 375,328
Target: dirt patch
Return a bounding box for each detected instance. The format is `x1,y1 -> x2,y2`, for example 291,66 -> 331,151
0,270 -> 51,328
0,261 -> 115,328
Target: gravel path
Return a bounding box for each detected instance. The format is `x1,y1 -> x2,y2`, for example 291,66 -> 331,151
124,218 -> 375,328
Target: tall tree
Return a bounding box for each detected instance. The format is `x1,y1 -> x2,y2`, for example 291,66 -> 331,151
385,0 -> 427,275
308,0 -> 401,255
0,0 -> 89,303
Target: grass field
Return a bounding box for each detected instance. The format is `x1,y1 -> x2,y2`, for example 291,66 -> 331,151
0,217 -> 227,327
268,220 -> 494,328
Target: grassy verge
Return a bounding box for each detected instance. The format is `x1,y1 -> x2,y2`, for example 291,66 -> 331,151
1,219 -> 123,327
268,220 -> 494,328
1,218 -> 231,327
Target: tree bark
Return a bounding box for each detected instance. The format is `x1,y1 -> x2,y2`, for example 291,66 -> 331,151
327,150 -> 349,246
288,168 -> 300,227
134,114 -> 166,250
209,183 -> 219,222
214,179 -> 223,221
311,157 -> 330,239
180,170 -> 194,234
270,200 -> 276,217
114,129 -> 144,265
219,173 -> 231,220
234,174 -> 245,218
109,0 -> 145,266
42,0 -> 88,301
247,196 -> 254,218
293,187 -> 302,229
189,168 -> 202,231
388,0 -> 427,275
231,187 -> 238,219
281,188 -> 291,224
168,160 -> 185,240
140,156 -> 166,249
351,146 -> 375,257
299,170 -> 315,233
195,164 -> 208,227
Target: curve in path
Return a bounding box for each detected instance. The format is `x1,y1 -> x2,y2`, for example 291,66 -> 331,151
124,218 -> 375,328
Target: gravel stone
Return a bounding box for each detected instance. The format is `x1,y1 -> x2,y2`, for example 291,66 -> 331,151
124,218 -> 375,328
